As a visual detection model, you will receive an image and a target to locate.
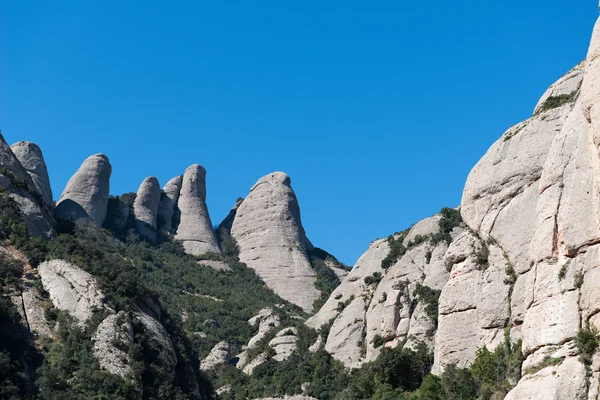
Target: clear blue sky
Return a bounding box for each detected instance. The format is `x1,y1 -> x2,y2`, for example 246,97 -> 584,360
1,1 -> 597,265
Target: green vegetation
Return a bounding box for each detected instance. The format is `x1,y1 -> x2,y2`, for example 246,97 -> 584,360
381,232 -> 409,269
337,295 -> 355,312
309,248 -> 344,313
474,244 -> 489,270
523,356 -> 563,375
431,208 -> 462,245
0,190 -> 49,266
558,265 -> 567,281
364,272 -> 382,286
576,327 -> 598,365
503,253 -> 517,285
381,207 -> 462,270
538,92 -> 576,113
574,271 -> 584,289
413,284 -> 441,326
373,334 -> 385,348
415,336 -> 523,400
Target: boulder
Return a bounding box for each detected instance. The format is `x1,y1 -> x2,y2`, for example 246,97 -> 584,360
133,176 -> 161,242
174,165 -> 221,256
157,175 -> 182,233
11,141 -> 53,207
54,153 -> 112,227
228,172 -> 318,312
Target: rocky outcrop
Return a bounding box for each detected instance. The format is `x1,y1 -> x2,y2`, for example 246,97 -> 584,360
157,175 -> 182,234
307,215 -> 453,368
269,327 -> 299,362
0,135 -> 55,238
54,154 -> 112,227
235,308 -> 282,372
11,141 -> 53,207
133,176 -> 161,242
92,311 -> 134,379
38,259 -> 105,325
200,341 -> 231,372
174,165 -> 221,256
228,172 -> 318,312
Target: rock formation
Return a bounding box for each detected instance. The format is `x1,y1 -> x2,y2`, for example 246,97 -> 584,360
54,153 -> 112,227
38,259 -> 106,325
307,214 -> 453,368
174,165 -> 221,256
269,327 -> 299,362
0,135 -> 55,238
11,141 -> 53,207
92,311 -> 134,379
133,176 -> 161,242
200,341 -> 231,372
157,175 -> 182,234
227,172 -> 319,312
305,15 -> 600,398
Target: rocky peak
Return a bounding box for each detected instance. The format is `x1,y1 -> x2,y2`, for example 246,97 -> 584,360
174,164 -> 221,255
133,176 -> 161,243
10,141 -> 53,207
54,153 -> 112,228
0,135 -> 55,238
157,175 -> 183,234
228,171 -> 318,312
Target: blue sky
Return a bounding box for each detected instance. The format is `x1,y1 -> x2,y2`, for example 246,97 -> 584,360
1,1 -> 597,265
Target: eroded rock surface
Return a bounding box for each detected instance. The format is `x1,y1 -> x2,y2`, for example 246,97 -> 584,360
0,135 -> 55,238
200,341 -> 231,372
174,165 -> 221,256
92,311 -> 134,379
157,175 -> 182,234
38,259 -> 105,325
54,153 -> 112,227
229,172 -> 318,312
11,141 -> 53,207
134,176 -> 161,243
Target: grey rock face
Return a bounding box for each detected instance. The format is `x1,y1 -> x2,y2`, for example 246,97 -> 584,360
269,327 -> 299,362
54,153 -> 112,227
92,311 -> 134,379
157,175 -> 182,234
38,259 -> 105,325
229,172 -> 318,312
133,176 -> 161,242
307,215 -> 453,368
174,165 -> 221,255
0,135 -> 55,238
200,341 -> 231,372
11,141 -> 53,207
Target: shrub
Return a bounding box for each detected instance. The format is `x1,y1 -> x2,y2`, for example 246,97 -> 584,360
558,265 -> 567,281
364,272 -> 382,286
574,271 -> 584,289
474,244 -> 489,269
539,92 -> 575,113
381,234 -> 407,269
414,284 -> 441,325
576,328 -> 598,365
373,334 -> 385,349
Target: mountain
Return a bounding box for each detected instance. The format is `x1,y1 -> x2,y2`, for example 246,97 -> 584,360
2,12 -> 600,400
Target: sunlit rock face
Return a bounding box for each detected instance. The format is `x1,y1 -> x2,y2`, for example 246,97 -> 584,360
228,172 -> 319,313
